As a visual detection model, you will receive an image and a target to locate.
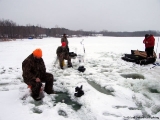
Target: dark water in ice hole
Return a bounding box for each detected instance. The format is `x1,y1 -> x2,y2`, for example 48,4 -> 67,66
86,80 -> 114,96
55,92 -> 82,111
121,73 -> 145,79
31,92 -> 82,114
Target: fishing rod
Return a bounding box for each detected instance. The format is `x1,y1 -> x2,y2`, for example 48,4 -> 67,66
80,39 -> 85,54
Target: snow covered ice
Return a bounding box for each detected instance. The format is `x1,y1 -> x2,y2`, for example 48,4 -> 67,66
0,37 -> 160,120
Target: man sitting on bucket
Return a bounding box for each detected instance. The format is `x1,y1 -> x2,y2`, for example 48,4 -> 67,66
22,48 -> 55,101
56,42 -> 72,69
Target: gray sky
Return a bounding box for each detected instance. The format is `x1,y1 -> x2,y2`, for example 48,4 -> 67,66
0,0 -> 160,32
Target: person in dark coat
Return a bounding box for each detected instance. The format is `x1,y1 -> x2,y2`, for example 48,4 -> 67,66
143,34 -> 155,57
56,42 -> 72,69
22,48 -> 54,101
61,34 -> 69,52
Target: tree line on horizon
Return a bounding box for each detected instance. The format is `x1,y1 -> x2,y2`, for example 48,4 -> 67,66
0,19 -> 160,40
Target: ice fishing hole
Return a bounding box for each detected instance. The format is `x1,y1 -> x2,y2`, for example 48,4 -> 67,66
55,92 -> 82,111
121,73 -> 145,79
87,80 -> 114,96
149,88 -> 159,93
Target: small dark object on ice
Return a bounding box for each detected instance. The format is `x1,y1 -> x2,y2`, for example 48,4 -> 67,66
74,85 -> 84,97
78,66 -> 86,72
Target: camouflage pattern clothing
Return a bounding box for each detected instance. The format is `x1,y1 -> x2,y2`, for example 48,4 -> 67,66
22,54 -> 54,98
56,46 -> 72,69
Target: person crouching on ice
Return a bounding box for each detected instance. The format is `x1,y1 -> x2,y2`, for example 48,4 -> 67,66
56,42 -> 72,69
22,48 -> 55,101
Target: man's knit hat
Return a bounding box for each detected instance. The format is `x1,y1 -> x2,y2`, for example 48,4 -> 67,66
145,34 -> 149,38
33,48 -> 42,58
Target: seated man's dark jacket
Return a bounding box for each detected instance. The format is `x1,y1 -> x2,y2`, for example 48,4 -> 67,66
56,46 -> 69,57
22,54 -> 46,85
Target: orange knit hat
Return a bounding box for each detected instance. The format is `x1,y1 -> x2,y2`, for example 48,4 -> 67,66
33,48 -> 42,58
